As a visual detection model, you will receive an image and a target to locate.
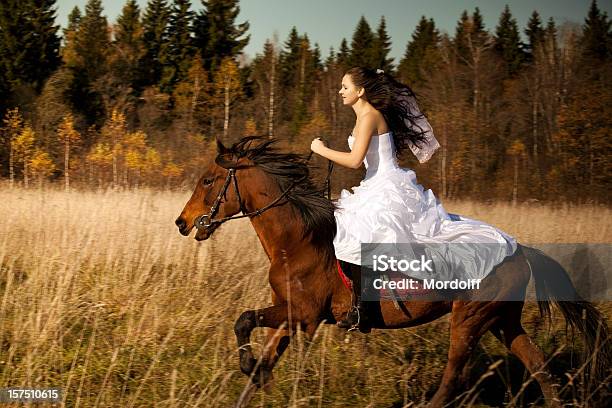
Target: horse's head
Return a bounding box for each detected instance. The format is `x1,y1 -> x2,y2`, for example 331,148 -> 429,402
175,138 -> 252,241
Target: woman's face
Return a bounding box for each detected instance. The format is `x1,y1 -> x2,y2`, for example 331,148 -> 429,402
338,74 -> 363,106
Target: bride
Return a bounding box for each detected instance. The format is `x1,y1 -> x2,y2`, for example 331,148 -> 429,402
310,67 -> 517,330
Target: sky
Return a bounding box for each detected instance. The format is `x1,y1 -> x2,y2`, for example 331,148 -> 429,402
54,0 -> 612,63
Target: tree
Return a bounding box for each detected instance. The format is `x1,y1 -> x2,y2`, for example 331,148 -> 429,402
101,109 -> 128,187
195,0 -> 250,72
251,38 -> 280,138
0,0 -> 61,93
57,113 -> 81,191
506,139 -> 527,205
12,125 -> 36,187
454,8 -> 487,63
349,16 -> 376,68
525,10 -> 545,59
61,6 -> 82,67
494,5 -> 526,76
337,38 -> 350,69
582,0 -> 611,61
160,0 -> 195,93
213,57 -> 242,140
112,0 -> 144,93
123,130 -> 147,187
173,53 -> 211,132
87,142 -> 113,187
398,16 -> 439,85
1,108 -> 24,187
74,0 -> 110,81
372,16 -> 394,72
140,0 -> 170,87
29,148 -> 55,187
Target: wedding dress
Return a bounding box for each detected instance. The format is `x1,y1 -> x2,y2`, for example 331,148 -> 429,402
332,131 -> 517,281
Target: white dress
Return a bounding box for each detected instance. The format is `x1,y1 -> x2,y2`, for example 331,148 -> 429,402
333,132 -> 517,281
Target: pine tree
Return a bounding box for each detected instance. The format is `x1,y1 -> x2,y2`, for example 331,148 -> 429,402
74,0 -> 110,80
337,38 -> 350,69
398,16 -> 439,85
349,16 -> 376,69
62,6 -> 82,66
160,0 -> 195,93
525,10 -> 545,58
372,16 -> 394,72
454,8 -> 487,63
141,0 -> 170,87
112,0 -> 144,93
0,0 -> 61,92
582,0 -> 611,61
195,0 -> 250,72
278,27 -> 301,121
26,0 -> 61,90
494,5 -> 526,76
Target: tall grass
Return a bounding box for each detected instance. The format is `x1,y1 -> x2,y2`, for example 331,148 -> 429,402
0,187 -> 609,407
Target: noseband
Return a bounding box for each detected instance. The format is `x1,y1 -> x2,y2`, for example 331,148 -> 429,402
194,152 -> 334,231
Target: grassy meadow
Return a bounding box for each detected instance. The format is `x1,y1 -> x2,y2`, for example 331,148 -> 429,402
0,187 -> 610,407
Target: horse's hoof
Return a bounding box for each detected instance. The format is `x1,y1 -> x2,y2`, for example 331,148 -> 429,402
251,367 -> 272,388
239,353 -> 257,375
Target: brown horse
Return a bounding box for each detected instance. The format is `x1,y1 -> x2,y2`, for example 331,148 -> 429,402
175,136 -> 609,407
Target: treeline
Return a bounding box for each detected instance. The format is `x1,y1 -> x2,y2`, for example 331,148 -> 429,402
0,0 -> 610,203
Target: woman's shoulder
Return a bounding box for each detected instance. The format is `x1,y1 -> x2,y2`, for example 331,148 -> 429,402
358,109 -> 388,135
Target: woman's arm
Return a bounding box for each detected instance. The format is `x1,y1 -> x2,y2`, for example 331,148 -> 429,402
311,114 -> 376,169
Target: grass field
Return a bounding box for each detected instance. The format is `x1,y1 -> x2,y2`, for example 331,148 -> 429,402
0,187 -> 610,407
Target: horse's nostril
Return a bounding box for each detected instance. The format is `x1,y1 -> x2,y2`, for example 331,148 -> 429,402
175,217 -> 185,228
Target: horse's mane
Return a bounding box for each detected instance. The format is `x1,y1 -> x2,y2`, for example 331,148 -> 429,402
226,136 -> 337,264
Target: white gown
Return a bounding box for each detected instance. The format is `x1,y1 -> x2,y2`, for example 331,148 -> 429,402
333,132 -> 517,281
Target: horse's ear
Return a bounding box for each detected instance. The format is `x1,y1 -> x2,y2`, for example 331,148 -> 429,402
216,137 -> 228,154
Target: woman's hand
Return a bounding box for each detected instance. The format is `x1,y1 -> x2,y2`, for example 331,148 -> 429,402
311,137 -> 326,154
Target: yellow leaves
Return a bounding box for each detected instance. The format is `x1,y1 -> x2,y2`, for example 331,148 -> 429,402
58,113 -> 81,143
29,149 -> 56,177
173,54 -> 211,113
162,162 -> 183,179
103,109 -> 128,143
506,139 -> 526,157
2,107 -> 24,138
144,148 -> 161,171
213,57 -> 242,97
243,118 -> 258,136
12,125 -> 36,162
87,143 -> 113,166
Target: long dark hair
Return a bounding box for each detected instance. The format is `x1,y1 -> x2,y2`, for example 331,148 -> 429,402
345,67 -> 428,156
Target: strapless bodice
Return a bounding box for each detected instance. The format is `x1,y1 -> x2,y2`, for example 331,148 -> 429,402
348,131 -> 400,179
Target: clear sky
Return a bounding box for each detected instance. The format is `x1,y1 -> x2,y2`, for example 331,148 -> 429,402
55,0 -> 611,63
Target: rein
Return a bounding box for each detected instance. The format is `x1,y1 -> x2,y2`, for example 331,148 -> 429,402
195,150 -> 334,231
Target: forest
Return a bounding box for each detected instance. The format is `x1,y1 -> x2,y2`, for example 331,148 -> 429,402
0,0 -> 610,203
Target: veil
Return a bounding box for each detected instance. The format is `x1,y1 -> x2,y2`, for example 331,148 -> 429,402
398,93 -> 440,163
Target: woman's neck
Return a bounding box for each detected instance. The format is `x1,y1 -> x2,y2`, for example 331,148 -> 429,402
351,98 -> 374,117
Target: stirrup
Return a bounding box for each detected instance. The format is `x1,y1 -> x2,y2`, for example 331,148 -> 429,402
338,305 -> 370,333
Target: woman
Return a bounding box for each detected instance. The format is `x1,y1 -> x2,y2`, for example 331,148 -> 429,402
310,67 -> 517,330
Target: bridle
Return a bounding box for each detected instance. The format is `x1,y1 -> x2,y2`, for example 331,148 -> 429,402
194,151 -> 334,231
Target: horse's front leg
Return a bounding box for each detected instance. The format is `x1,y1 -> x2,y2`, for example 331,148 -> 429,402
234,302 -> 318,382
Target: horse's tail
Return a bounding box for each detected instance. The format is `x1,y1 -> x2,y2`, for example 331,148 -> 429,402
522,244 -> 610,384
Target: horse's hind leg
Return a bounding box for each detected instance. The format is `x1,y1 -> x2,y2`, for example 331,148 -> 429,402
490,302 -> 561,407
430,301 -> 501,407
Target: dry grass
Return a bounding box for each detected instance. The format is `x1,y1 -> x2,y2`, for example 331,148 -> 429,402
0,187 -> 610,407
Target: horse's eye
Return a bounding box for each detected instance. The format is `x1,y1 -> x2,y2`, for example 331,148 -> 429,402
202,178 -> 213,186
